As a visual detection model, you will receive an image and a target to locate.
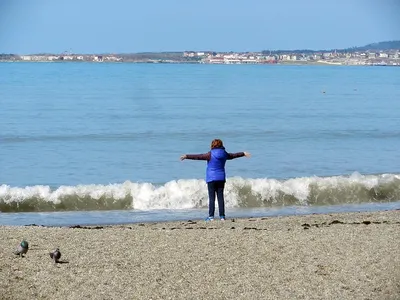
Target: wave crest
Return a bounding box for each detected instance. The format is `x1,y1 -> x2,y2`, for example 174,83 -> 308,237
1,172 -> 400,212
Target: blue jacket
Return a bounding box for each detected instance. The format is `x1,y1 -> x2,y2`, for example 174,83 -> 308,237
185,147 -> 245,183
206,148 -> 229,182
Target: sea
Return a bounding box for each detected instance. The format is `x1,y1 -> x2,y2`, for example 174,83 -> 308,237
1,62 -> 399,226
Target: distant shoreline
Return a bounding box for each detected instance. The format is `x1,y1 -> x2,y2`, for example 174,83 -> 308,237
1,60 -> 398,67
1,45 -> 399,66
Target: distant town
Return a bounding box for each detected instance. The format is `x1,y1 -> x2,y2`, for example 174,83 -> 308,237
1,41 -> 400,66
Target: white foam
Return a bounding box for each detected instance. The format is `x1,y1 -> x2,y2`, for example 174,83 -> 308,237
1,172 -> 400,211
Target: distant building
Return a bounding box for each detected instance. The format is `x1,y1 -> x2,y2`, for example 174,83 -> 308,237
93,55 -> 103,62
207,57 -> 224,64
183,51 -> 196,57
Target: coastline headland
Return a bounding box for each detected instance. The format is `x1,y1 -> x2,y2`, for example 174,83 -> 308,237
1,41 -> 400,66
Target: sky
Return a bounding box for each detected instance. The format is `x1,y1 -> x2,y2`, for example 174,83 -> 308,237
0,0 -> 399,54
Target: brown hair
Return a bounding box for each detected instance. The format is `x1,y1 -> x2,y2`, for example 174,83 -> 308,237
211,139 -> 223,149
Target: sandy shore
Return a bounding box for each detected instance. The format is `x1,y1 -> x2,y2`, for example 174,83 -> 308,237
1,210 -> 399,300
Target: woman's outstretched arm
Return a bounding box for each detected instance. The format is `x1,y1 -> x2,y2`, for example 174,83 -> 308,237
227,152 -> 251,160
180,152 -> 211,161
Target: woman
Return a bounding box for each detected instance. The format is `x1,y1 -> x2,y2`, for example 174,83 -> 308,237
180,139 -> 251,221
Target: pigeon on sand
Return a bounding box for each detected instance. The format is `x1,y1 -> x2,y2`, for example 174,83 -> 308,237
50,248 -> 61,263
13,240 -> 29,257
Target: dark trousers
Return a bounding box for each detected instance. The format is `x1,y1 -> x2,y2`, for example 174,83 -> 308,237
207,180 -> 225,217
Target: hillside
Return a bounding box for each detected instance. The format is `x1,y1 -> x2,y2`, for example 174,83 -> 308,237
344,40 -> 400,51
262,40 -> 400,55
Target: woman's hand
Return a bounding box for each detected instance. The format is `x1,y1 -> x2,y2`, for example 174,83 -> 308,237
180,155 -> 187,161
244,152 -> 251,158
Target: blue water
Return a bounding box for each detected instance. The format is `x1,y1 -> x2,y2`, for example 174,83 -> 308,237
1,62 -> 400,225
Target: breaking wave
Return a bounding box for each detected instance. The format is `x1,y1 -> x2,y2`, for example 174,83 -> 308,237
1,172 -> 400,213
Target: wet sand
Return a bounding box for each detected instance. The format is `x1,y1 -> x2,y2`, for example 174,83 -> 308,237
1,210 -> 399,300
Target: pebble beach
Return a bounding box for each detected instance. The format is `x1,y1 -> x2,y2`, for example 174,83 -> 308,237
1,210 -> 399,300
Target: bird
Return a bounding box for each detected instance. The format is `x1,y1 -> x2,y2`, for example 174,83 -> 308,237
13,240 -> 29,257
49,248 -> 61,263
